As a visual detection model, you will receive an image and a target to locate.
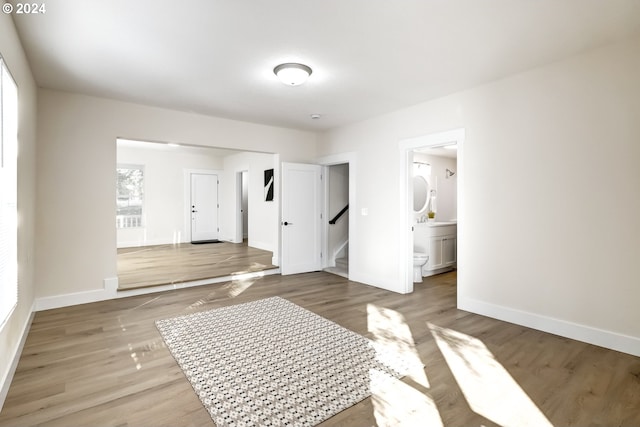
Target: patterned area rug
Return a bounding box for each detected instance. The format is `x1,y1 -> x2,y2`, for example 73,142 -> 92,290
156,297 -> 419,427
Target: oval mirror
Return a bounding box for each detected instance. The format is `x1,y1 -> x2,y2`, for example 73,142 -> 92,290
413,175 -> 430,212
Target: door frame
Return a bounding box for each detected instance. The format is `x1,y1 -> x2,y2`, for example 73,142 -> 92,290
398,128 -> 464,294
183,168 -> 222,243
234,170 -> 249,244
317,152 -> 357,280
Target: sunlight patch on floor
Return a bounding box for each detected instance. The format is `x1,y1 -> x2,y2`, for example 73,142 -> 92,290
429,323 -> 553,427
187,277 -> 257,309
367,303 -> 429,387
224,276 -> 257,297
369,368 -> 443,427
367,304 -> 442,427
128,344 -> 142,370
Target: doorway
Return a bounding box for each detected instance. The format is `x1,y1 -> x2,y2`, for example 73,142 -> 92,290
115,139 -> 280,290
318,152 -> 356,280
235,170 -> 249,241
323,163 -> 350,278
277,155 -> 356,278
242,171 -> 248,239
399,128 -> 465,293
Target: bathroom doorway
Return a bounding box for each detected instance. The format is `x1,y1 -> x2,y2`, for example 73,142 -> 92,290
399,128 -> 465,293
413,144 -> 458,278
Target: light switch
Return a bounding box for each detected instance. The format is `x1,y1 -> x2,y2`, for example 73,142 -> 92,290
361,208 -> 368,216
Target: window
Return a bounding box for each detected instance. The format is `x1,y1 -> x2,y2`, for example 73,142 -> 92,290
116,164 -> 144,228
0,56 -> 18,328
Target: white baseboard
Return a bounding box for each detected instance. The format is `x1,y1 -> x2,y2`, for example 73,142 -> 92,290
34,269 -> 281,312
35,285 -> 115,311
0,303 -> 35,412
458,296 -> 640,357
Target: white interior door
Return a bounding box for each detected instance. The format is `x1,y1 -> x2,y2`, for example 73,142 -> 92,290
281,162 -> 322,275
191,173 -> 218,242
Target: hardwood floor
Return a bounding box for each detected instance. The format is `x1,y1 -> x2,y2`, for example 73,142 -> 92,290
117,241 -> 277,290
1,271 -> 639,426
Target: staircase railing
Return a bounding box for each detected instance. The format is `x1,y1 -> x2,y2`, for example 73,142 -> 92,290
328,204 -> 349,225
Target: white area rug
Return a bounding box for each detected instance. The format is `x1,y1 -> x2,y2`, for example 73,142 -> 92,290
156,296 -> 418,427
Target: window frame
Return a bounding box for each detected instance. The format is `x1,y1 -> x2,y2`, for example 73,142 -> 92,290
116,163 -> 145,229
0,54 -> 19,330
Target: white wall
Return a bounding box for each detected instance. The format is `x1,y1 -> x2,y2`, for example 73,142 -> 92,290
0,13 -> 38,407
116,144 -> 224,247
36,89 -> 316,300
221,152 -> 278,255
318,35 -> 640,355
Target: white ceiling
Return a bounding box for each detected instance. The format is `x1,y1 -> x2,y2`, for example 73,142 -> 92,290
10,0 -> 640,131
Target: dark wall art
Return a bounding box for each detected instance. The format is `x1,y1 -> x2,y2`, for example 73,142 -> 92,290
264,169 -> 274,202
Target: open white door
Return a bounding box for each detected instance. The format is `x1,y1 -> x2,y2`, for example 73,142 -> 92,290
191,173 -> 219,242
281,162 -> 322,275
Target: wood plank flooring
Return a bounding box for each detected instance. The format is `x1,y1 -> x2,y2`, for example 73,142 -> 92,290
1,271 -> 639,426
117,241 -> 276,290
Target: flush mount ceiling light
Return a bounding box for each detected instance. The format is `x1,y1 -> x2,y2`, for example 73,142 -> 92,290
274,63 -> 312,86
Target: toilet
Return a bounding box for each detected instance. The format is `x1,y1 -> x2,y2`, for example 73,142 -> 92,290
413,252 -> 429,283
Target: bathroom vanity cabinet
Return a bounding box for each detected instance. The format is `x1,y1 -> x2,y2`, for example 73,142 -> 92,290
414,222 -> 457,277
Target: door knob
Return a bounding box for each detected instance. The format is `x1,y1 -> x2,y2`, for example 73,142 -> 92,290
283,221 -> 293,226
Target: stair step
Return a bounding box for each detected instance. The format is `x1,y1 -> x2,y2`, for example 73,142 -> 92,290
335,257 -> 349,269
325,256 -> 348,278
